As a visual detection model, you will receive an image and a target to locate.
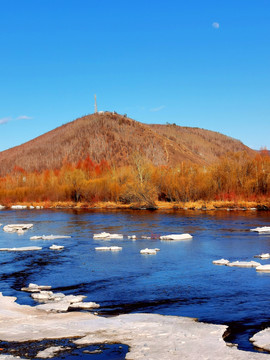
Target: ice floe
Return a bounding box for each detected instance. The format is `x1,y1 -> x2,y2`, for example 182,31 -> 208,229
3,224 -> 33,233
226,261 -> 261,268
68,301 -> 100,309
0,246 -> 42,252
160,233 -> 193,240
49,244 -> 64,250
20,283 -> 99,312
140,248 -> 160,255
10,205 -> 27,209
250,226 -> 270,233
254,253 -> 270,259
34,293 -> 99,312
256,264 -> 270,272
30,235 -> 71,240
0,292 -> 267,360
95,246 -> 122,251
250,328 -> 270,352
213,259 -> 230,265
36,346 -> 71,359
21,283 -> 52,292
93,232 -> 123,239
31,291 -> 55,301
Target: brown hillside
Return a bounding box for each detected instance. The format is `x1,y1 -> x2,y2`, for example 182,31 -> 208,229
0,113 -> 255,175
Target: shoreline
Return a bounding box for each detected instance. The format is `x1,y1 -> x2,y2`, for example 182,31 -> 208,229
0,200 -> 270,211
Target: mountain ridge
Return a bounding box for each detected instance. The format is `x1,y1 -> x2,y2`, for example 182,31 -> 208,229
0,112 -> 255,175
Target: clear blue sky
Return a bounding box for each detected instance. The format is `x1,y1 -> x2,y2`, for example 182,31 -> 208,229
1,0 -> 269,151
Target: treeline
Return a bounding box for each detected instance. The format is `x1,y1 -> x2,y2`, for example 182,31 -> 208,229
0,151 -> 269,208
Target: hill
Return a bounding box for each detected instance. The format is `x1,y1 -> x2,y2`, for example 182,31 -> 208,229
0,112 -> 255,175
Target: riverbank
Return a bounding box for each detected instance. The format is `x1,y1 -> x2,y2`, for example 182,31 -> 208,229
1,200 -> 270,211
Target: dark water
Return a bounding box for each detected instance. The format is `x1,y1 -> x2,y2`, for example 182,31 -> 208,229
0,339 -> 128,360
0,208 -> 270,356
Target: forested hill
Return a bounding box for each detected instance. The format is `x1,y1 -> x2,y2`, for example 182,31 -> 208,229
0,112 -> 254,175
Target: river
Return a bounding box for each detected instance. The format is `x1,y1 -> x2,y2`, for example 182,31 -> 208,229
0,208 -> 269,356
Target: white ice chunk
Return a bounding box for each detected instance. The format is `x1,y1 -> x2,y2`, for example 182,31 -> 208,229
36,346 -> 71,358
93,232 -> 123,239
254,253 -> 270,259
64,295 -> 87,304
95,246 -> 122,251
21,283 -> 52,292
30,235 -> 71,240
250,226 -> 270,233
256,264 -> 270,272
140,248 -> 158,255
250,328 -> 270,352
11,205 -> 27,209
68,301 -> 100,309
3,224 -> 33,233
41,235 -> 71,240
213,259 -> 230,265
49,244 -> 64,250
109,246 -> 122,251
226,261 -> 261,268
0,246 -> 42,252
31,291 -> 54,301
160,234 -> 193,240
36,301 -> 71,312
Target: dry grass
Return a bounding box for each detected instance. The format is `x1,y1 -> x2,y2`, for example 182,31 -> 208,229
2,200 -> 269,211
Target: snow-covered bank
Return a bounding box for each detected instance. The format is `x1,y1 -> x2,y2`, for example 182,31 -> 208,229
0,293 -> 268,360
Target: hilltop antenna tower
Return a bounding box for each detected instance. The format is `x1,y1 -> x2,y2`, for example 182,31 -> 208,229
94,94 -> 98,113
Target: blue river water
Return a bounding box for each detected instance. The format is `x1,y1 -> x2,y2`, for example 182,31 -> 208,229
0,208 -> 269,356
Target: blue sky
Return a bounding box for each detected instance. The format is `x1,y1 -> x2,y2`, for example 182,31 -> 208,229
1,0 -> 269,151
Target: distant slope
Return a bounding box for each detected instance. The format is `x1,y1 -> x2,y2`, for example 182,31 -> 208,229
0,112 -> 255,175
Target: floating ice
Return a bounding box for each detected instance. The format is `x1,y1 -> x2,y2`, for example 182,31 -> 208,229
213,259 -> 230,265
49,244 -> 64,250
250,226 -> 270,233
30,235 -> 71,240
160,234 -> 193,240
254,253 -> 270,259
31,291 -> 54,301
36,345 -> 71,359
250,328 -> 270,352
3,224 -> 33,233
140,248 -> 159,255
0,246 -> 42,252
11,205 -> 27,209
68,301 -> 100,309
256,264 -> 270,272
226,261 -> 261,268
21,283 -> 52,292
95,246 -> 122,251
93,232 -> 123,239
